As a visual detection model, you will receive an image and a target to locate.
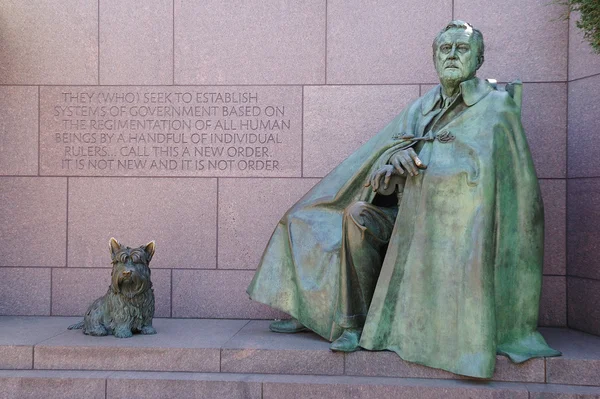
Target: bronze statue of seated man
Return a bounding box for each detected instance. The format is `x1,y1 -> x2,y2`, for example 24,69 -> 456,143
247,20 -> 560,378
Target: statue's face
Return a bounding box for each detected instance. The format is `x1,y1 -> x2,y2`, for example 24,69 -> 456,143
434,28 -> 480,84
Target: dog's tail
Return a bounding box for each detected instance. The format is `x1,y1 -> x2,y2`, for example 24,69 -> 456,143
68,320 -> 84,330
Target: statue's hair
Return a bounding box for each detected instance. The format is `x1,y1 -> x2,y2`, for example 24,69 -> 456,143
432,20 -> 485,63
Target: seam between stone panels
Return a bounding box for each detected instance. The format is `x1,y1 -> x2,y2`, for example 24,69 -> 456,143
66,177 -> 69,268
49,268 -> 53,315
105,378 -> 108,399
38,86 -> 41,176
567,275 -> 600,282
301,86 -> 304,177
170,269 -> 173,317
216,178 -> 219,269
325,0 -> 328,84
97,0 -> 100,85
452,0 -> 454,20
566,10 -> 570,326
172,0 -> 175,85
30,346 -> 34,370
568,71 -> 600,83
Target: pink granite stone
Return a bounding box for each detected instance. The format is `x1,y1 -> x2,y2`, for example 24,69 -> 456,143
0,1 -> 97,85
51,268 -> 171,317
221,321 -> 344,375
539,179 -> 566,276
107,372 -> 262,399
0,269 -> 50,316
100,0 -> 173,85
567,178 -> 600,280
67,177 -> 216,269
303,85 -> 419,177
539,276 -> 567,327
569,12 -> 600,81
39,86 -> 302,178
35,319 -> 247,372
454,0 -> 568,82
0,177 -> 66,267
0,316 -> 79,369
0,370 -> 109,399
262,375 -> 529,399
568,75 -> 600,178
327,0 -> 451,84
172,270 -> 285,319
544,326 -> 600,385
174,0 -> 325,84
567,277 -> 600,337
0,87 -> 39,175
218,178 -> 319,269
521,83 -> 567,179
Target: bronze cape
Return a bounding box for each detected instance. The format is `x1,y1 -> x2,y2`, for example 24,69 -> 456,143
247,78 -> 560,378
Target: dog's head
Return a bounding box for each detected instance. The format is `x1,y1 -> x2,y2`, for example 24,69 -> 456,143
109,238 -> 155,298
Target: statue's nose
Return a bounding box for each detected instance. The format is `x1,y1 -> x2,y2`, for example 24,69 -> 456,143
122,270 -> 132,277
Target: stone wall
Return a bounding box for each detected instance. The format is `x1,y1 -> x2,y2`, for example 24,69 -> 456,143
566,13 -> 600,336
0,0 -> 573,327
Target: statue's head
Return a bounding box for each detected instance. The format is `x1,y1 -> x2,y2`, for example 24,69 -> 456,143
433,20 -> 484,87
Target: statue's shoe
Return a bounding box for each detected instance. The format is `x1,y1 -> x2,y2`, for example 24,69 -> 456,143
269,319 -> 308,333
330,329 -> 361,352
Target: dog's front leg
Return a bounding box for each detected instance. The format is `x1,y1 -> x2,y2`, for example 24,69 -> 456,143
140,325 -> 157,335
113,325 -> 133,338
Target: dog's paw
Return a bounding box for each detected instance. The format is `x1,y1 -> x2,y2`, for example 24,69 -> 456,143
85,326 -> 108,336
140,325 -> 157,335
113,328 -> 133,338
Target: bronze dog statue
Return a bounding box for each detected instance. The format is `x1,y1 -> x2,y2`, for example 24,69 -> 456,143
68,238 -> 157,338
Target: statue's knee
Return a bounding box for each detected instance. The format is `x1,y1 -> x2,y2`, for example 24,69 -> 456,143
344,201 -> 370,227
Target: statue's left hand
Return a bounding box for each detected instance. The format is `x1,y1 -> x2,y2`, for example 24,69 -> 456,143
365,165 -> 399,192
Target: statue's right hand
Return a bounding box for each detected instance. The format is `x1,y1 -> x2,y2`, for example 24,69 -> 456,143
389,148 -> 427,177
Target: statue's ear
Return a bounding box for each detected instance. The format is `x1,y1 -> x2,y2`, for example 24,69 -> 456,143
476,55 -> 484,71
144,241 -> 156,262
109,237 -> 121,257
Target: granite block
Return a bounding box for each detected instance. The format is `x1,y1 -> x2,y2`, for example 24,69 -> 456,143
454,0 -> 568,82
521,83 -> 567,179
0,87 -> 39,175
100,0 -> 172,85
67,177 -> 216,268
568,75 -> 600,178
543,326 -> 600,385
51,268 -> 171,317
221,320 -> 344,375
174,0 -> 325,84
39,86 -> 303,178
567,277 -> 600,337
569,12 -> 600,81
327,0 -> 451,84
0,1 -> 97,85
539,276 -> 567,327
0,177 -> 66,267
0,268 -> 51,316
0,370 -> 109,399
0,316 -> 79,369
172,270 -> 284,319
567,178 -> 600,280
346,350 -> 544,382
303,85 -> 419,177
262,375 -> 529,399
528,383 -> 600,399
35,319 -> 247,372
539,179 -> 566,275
218,178 -> 319,269
107,372 -> 262,399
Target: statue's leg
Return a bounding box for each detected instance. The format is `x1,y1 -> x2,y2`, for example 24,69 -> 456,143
331,201 -> 396,352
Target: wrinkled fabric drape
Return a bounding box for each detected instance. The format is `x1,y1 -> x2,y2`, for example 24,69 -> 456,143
247,78 -> 560,377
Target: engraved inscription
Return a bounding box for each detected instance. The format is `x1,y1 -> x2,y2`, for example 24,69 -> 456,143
40,87 -> 302,176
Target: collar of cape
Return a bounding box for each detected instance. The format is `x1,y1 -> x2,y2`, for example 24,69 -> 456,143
421,77 -> 494,115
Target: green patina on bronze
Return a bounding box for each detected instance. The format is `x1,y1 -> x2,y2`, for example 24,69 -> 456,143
247,20 -> 560,378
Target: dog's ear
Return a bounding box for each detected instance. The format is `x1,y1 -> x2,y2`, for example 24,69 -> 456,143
109,238 -> 121,258
144,241 -> 156,263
